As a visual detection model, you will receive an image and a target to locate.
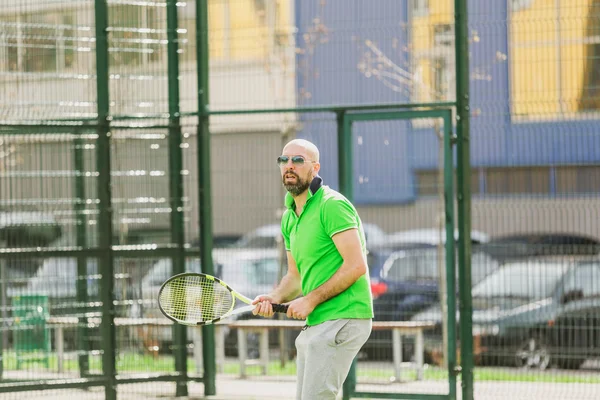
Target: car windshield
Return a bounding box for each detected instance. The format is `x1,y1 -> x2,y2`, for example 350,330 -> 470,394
234,235 -> 278,249
232,225 -> 281,249
384,250 -> 438,282
363,223 -> 387,245
382,249 -> 497,284
561,262 -> 600,299
472,262 -> 570,300
224,257 -> 280,285
142,259 -> 201,287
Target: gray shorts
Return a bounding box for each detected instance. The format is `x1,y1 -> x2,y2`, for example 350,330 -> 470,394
295,318 -> 372,400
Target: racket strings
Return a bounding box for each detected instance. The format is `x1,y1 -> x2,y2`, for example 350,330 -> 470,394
159,275 -> 233,323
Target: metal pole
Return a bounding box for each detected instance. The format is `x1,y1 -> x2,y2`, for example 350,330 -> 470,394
337,111 -> 357,400
443,111 -> 458,400
166,0 -> 188,395
74,135 -> 90,376
336,111 -> 353,198
94,1 -> 117,399
0,253 -> 4,379
196,0 -> 216,395
454,0 -> 473,399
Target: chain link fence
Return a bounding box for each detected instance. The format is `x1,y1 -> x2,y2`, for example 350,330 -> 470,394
0,1 -> 599,399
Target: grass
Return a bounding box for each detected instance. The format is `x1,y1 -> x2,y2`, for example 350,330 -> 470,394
3,351 -> 600,385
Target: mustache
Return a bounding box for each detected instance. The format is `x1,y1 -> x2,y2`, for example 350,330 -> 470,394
284,170 -> 299,178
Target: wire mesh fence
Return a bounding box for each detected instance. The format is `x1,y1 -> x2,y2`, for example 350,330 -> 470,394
0,0 -> 599,400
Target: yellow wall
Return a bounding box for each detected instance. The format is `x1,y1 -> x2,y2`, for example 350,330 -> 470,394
511,0 -> 592,116
412,0 -> 594,116
411,0 -> 453,102
209,0 -> 291,61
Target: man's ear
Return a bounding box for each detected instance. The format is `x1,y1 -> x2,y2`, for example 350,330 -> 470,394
313,162 -> 321,175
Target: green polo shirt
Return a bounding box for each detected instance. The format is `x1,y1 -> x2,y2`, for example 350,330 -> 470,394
281,177 -> 373,326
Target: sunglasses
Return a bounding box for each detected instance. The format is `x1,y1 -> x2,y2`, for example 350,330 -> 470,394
276,155 -> 316,166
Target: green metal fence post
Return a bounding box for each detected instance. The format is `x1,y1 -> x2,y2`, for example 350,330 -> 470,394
166,0 -> 188,395
74,135 -> 90,377
454,0 -> 473,399
0,260 -> 3,380
94,1 -> 117,399
336,110 -> 357,400
443,112 -> 457,400
342,360 -> 357,400
196,0 -> 216,395
337,111 -> 353,199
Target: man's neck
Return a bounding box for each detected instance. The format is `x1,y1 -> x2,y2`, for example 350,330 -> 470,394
292,190 -> 308,214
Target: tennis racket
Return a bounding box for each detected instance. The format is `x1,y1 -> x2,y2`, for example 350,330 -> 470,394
158,272 -> 289,325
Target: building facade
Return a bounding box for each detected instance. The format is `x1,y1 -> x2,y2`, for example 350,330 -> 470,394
294,0 -> 600,239
1,0 -> 599,242
0,0 -> 297,243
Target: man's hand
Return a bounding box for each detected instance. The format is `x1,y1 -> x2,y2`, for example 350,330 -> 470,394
251,295 -> 277,318
285,296 -> 316,320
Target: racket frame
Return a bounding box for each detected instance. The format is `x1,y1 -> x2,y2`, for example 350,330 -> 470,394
157,272 -> 284,326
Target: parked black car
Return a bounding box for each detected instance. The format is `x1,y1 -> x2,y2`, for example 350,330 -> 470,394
412,259 -> 600,370
478,232 -> 600,262
363,246 -> 499,360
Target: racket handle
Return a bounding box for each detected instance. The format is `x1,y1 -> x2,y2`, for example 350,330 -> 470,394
272,303 -> 289,313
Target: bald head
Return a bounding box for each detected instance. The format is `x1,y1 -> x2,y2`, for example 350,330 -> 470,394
282,139 -> 320,163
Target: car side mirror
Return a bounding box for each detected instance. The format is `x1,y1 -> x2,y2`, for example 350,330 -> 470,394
560,289 -> 584,304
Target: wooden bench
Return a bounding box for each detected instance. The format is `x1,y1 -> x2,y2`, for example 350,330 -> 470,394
47,316 -> 227,374
47,316 -> 435,381
228,319 -> 304,377
228,319 -> 436,381
47,316 -> 178,373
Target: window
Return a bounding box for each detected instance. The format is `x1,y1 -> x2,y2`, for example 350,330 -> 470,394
486,167 -> 550,195
61,15 -> 76,69
246,258 -> 280,286
179,1 -> 197,63
235,235 -> 277,248
206,0 -> 289,62
579,1 -> 600,110
472,262 -> 569,301
511,0 -> 534,12
416,169 -> 480,196
384,250 -> 439,282
562,264 -> 600,300
1,10 -> 85,73
3,13 -> 59,72
383,249 -> 498,285
417,166 -> 600,197
510,0 -> 600,117
108,4 -> 165,67
410,18 -> 456,127
556,165 -> 600,195
411,0 -> 430,17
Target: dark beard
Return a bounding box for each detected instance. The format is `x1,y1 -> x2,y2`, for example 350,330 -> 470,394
283,173 -> 311,196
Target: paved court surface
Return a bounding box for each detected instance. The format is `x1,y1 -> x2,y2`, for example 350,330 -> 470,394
190,377 -> 600,400
6,376 -> 599,400
2,371 -> 600,399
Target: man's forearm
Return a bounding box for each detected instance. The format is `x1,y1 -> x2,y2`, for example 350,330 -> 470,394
270,273 -> 302,303
305,262 -> 365,307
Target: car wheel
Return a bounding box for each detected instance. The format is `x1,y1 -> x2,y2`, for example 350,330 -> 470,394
555,357 -> 585,370
515,335 -> 551,370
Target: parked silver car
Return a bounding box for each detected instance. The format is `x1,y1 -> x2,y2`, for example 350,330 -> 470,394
131,248 -> 283,351
232,223 -> 391,250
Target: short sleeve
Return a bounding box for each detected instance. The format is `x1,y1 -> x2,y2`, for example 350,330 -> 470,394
281,210 -> 293,250
321,197 -> 359,238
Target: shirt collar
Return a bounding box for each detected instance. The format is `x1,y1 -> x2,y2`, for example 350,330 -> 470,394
284,175 -> 323,209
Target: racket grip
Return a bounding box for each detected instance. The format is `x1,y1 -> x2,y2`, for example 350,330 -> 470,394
272,303 -> 289,313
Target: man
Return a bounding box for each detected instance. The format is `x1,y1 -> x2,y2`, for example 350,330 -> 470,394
252,139 -> 373,400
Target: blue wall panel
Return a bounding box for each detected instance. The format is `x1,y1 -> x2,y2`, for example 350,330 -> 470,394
295,0 -> 600,204
352,120 -> 413,204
